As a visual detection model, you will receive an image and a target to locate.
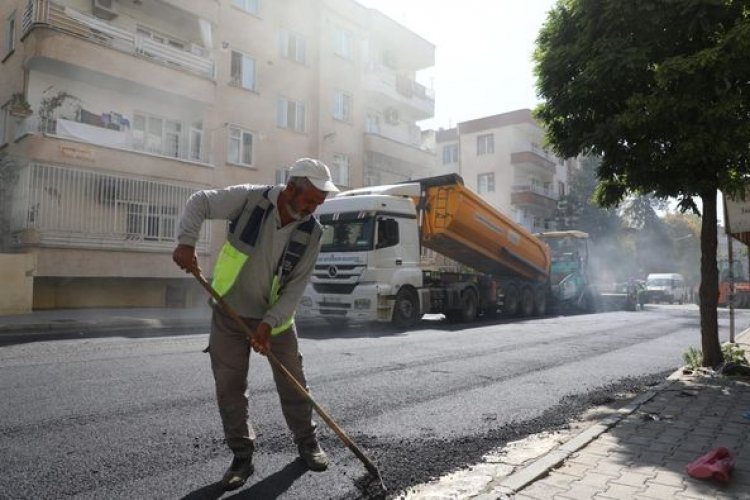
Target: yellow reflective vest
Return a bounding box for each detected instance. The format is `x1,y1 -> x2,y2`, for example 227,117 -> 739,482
211,188 -> 321,335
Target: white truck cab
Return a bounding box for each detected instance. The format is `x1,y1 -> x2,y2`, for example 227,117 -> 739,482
645,273 -> 687,304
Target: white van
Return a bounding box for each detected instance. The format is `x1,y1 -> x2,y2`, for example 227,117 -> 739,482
646,273 -> 687,304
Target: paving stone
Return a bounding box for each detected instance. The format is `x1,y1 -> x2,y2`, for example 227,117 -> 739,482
601,482 -> 646,499
552,461 -> 590,479
554,482 -> 603,499
635,482 -> 686,499
567,452 -> 601,467
611,470 -> 655,487
516,481 -> 568,499
585,461 -> 622,477
575,471 -> 617,489
649,470 -> 686,487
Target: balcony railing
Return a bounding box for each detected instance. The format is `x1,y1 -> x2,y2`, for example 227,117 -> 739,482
23,0 -> 214,79
512,184 -> 559,201
10,162 -> 210,251
17,115 -> 210,165
363,68 -> 435,117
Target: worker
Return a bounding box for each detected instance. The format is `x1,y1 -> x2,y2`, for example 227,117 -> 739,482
172,158 -> 339,490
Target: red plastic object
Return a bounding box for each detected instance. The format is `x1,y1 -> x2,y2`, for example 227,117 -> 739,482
686,447 -> 735,482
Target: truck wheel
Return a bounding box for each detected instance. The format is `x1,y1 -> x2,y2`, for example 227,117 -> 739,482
460,289 -> 478,322
392,288 -> 420,329
502,284 -> 520,317
533,287 -> 547,316
520,286 -> 535,317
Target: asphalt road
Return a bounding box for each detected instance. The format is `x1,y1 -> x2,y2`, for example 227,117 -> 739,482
0,304 -> 746,499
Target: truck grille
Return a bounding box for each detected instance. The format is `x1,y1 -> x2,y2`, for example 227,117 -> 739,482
312,283 -> 357,294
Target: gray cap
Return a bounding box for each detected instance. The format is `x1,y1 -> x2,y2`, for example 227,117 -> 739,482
288,158 -> 339,192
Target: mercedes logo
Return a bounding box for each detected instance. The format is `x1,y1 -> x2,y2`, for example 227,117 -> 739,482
328,265 -> 338,278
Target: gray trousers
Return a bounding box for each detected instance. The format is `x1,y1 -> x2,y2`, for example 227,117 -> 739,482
209,307 -> 316,458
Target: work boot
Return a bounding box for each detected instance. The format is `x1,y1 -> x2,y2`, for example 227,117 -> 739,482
297,437 -> 329,471
220,454 -> 254,491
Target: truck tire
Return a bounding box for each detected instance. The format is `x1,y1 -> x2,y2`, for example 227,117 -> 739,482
520,286 -> 535,317
460,288 -> 478,322
502,284 -> 520,317
534,286 -> 547,316
392,287 -> 420,329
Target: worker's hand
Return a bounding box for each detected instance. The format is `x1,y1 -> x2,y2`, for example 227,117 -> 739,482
172,244 -> 200,274
251,322 -> 272,355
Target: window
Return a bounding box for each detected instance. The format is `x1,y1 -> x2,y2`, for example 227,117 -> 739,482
227,126 -> 254,166
230,51 -> 256,90
5,11 -> 15,56
332,90 -> 352,122
276,98 -> 306,132
330,154 -> 349,186
136,25 -> 185,50
333,27 -> 354,60
558,181 -> 565,197
189,122 -> 203,162
365,112 -> 380,134
119,202 -> 177,242
442,144 -> 458,164
133,114 -> 163,154
279,30 -> 306,64
232,0 -> 259,14
275,168 -> 290,184
477,133 -> 494,155
477,173 -> 495,194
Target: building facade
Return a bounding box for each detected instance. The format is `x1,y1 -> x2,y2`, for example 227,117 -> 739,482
434,109 -> 575,234
0,0 -> 435,309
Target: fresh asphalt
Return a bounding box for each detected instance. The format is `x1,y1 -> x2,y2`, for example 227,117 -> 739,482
0,304 -> 745,499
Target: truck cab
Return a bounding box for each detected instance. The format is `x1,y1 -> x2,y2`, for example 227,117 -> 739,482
645,273 -> 687,304
298,184 -> 424,324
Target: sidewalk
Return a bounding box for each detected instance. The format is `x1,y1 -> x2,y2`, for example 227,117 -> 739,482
0,306 -> 211,338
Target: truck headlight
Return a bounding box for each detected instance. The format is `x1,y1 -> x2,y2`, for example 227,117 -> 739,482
354,298 -> 371,310
300,296 -> 312,307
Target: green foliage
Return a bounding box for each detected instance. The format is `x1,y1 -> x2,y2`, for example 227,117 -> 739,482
534,0 -> 750,201
722,342 -> 749,365
0,154 -> 22,251
682,346 -> 703,371
682,343 -> 749,371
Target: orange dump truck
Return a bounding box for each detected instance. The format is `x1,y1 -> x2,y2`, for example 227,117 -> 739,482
299,174 -> 569,327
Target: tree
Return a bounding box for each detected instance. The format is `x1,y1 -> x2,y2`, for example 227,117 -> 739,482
557,155 -> 621,237
534,0 -> 750,367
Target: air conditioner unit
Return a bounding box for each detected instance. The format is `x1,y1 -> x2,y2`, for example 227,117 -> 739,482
384,107 -> 399,125
92,0 -> 118,20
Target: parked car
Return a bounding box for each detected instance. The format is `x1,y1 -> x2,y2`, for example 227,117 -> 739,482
646,273 -> 687,304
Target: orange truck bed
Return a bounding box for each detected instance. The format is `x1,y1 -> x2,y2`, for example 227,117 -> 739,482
415,175 -> 551,282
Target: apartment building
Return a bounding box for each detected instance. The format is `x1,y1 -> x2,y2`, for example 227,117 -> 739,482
434,109 -> 574,234
0,0 -> 435,309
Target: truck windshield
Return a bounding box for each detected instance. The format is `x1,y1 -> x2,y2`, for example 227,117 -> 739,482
319,217 -> 375,252
648,278 -> 674,287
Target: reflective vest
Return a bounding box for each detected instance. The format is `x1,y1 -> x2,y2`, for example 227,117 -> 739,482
211,187 -> 321,335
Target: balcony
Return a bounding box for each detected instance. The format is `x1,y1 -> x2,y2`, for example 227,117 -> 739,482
22,0 -> 214,80
16,115 -> 210,167
10,162 -> 210,252
511,185 -> 559,212
363,69 -> 435,120
364,132 -> 435,183
510,144 -> 559,176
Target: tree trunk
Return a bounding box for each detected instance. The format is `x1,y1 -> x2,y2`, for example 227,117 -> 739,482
699,189 -> 723,367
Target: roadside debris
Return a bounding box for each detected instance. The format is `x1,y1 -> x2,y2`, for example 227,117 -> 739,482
686,447 -> 735,483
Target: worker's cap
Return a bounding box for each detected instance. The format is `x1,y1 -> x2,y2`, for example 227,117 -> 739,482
288,158 -> 339,193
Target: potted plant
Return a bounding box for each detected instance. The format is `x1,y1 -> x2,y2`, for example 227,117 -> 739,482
7,92 -> 32,117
